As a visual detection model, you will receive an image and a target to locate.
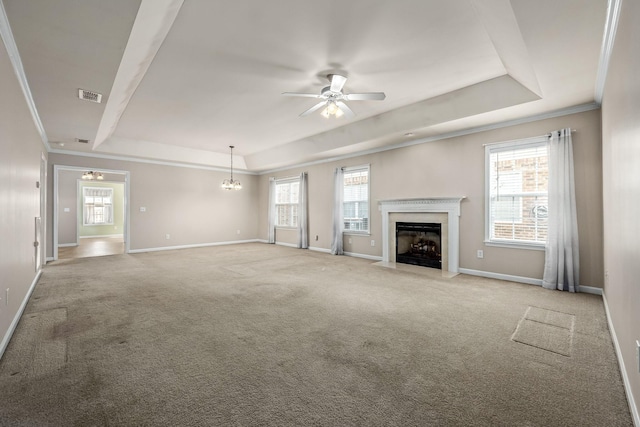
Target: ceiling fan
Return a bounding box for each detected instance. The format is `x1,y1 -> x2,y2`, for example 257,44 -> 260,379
282,74 -> 385,118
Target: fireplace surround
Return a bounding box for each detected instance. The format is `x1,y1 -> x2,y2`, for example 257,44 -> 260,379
379,198 -> 464,273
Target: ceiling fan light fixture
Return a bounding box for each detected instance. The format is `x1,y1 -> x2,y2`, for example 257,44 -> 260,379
321,101 -> 343,118
284,74 -> 385,119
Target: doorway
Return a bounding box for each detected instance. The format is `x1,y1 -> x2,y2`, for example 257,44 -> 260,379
53,165 -> 130,261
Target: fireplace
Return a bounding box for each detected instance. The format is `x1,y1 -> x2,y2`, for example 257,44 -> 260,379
378,198 -> 464,274
395,222 -> 442,269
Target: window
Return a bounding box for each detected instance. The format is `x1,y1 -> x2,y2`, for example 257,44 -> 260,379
83,187 -> 114,226
275,179 -> 299,227
343,165 -> 369,233
485,138 -> 548,246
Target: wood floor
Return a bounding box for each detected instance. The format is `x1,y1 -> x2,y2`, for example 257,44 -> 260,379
58,236 -> 124,260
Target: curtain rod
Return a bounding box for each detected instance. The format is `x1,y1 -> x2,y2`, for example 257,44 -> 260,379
482,129 -> 576,147
546,129 -> 576,137
271,174 -> 299,181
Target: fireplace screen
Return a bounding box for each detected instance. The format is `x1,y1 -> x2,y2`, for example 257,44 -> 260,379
395,222 -> 442,269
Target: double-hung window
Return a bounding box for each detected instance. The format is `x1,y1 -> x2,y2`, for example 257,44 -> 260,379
343,165 -> 370,233
83,187 -> 114,226
485,137 -> 548,247
275,179 -> 299,227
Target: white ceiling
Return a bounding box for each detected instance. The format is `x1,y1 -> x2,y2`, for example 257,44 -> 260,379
3,0 -> 607,172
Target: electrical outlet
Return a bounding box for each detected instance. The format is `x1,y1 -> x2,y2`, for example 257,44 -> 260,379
370,239 -> 375,247
140,207 -> 146,212
348,238 -> 352,244
315,235 -> 319,241
477,250 -> 484,259
165,234 -> 170,240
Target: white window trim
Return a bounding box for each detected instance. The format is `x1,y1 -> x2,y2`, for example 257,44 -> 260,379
484,136 -> 548,249
274,176 -> 299,229
343,164 -> 370,235
83,186 -> 114,226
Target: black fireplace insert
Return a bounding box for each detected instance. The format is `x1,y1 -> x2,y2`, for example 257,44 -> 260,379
395,222 -> 442,269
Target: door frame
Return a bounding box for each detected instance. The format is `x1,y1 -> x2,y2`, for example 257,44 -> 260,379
53,165 -> 130,261
37,153 -> 47,270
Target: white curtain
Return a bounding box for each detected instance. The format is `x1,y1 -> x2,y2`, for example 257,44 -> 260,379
267,177 -> 276,244
331,167 -> 344,255
297,172 -> 308,249
542,128 -> 580,292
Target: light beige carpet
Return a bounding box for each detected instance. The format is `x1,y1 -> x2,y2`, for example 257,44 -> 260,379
0,243 -> 633,426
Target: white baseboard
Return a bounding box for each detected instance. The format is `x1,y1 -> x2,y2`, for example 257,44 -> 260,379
57,243 -> 78,248
256,239 -> 269,244
344,251 -> 383,261
0,270 -> 41,360
80,234 -> 124,239
459,268 -> 542,286
602,292 -> 640,427
579,285 -> 603,296
309,246 -> 331,254
128,239 -> 260,254
458,268 -> 603,295
275,241 -> 298,248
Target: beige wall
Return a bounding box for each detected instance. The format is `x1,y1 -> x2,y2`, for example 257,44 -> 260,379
601,0 -> 640,418
0,36 -> 47,354
259,109 -> 604,286
57,170 -> 80,245
47,154 -> 260,256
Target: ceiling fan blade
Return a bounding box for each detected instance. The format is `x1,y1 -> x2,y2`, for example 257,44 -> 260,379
336,101 -> 355,118
282,92 -> 324,99
300,101 -> 327,117
329,74 -> 347,93
343,92 -> 386,101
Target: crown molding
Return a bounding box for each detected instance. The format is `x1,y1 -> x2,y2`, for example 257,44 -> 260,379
258,102 -> 600,175
595,0 -> 623,104
48,149 -> 258,175
0,1 -> 50,151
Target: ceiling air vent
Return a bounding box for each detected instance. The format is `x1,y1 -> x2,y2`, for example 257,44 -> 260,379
78,89 -> 102,103
75,138 -> 90,144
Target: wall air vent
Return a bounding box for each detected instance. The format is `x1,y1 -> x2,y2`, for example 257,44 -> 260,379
78,89 -> 102,103
75,138 -> 90,144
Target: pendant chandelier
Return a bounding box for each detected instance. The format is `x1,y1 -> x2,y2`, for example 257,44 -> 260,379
81,170 -> 104,180
221,145 -> 242,190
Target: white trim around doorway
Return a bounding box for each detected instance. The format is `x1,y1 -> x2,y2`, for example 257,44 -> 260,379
53,165 -> 131,261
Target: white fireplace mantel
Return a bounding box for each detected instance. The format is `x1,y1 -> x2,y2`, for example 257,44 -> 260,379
378,197 -> 465,273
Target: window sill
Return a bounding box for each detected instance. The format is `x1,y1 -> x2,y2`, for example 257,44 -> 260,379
275,226 -> 297,230
484,240 -> 545,251
344,231 -> 371,236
